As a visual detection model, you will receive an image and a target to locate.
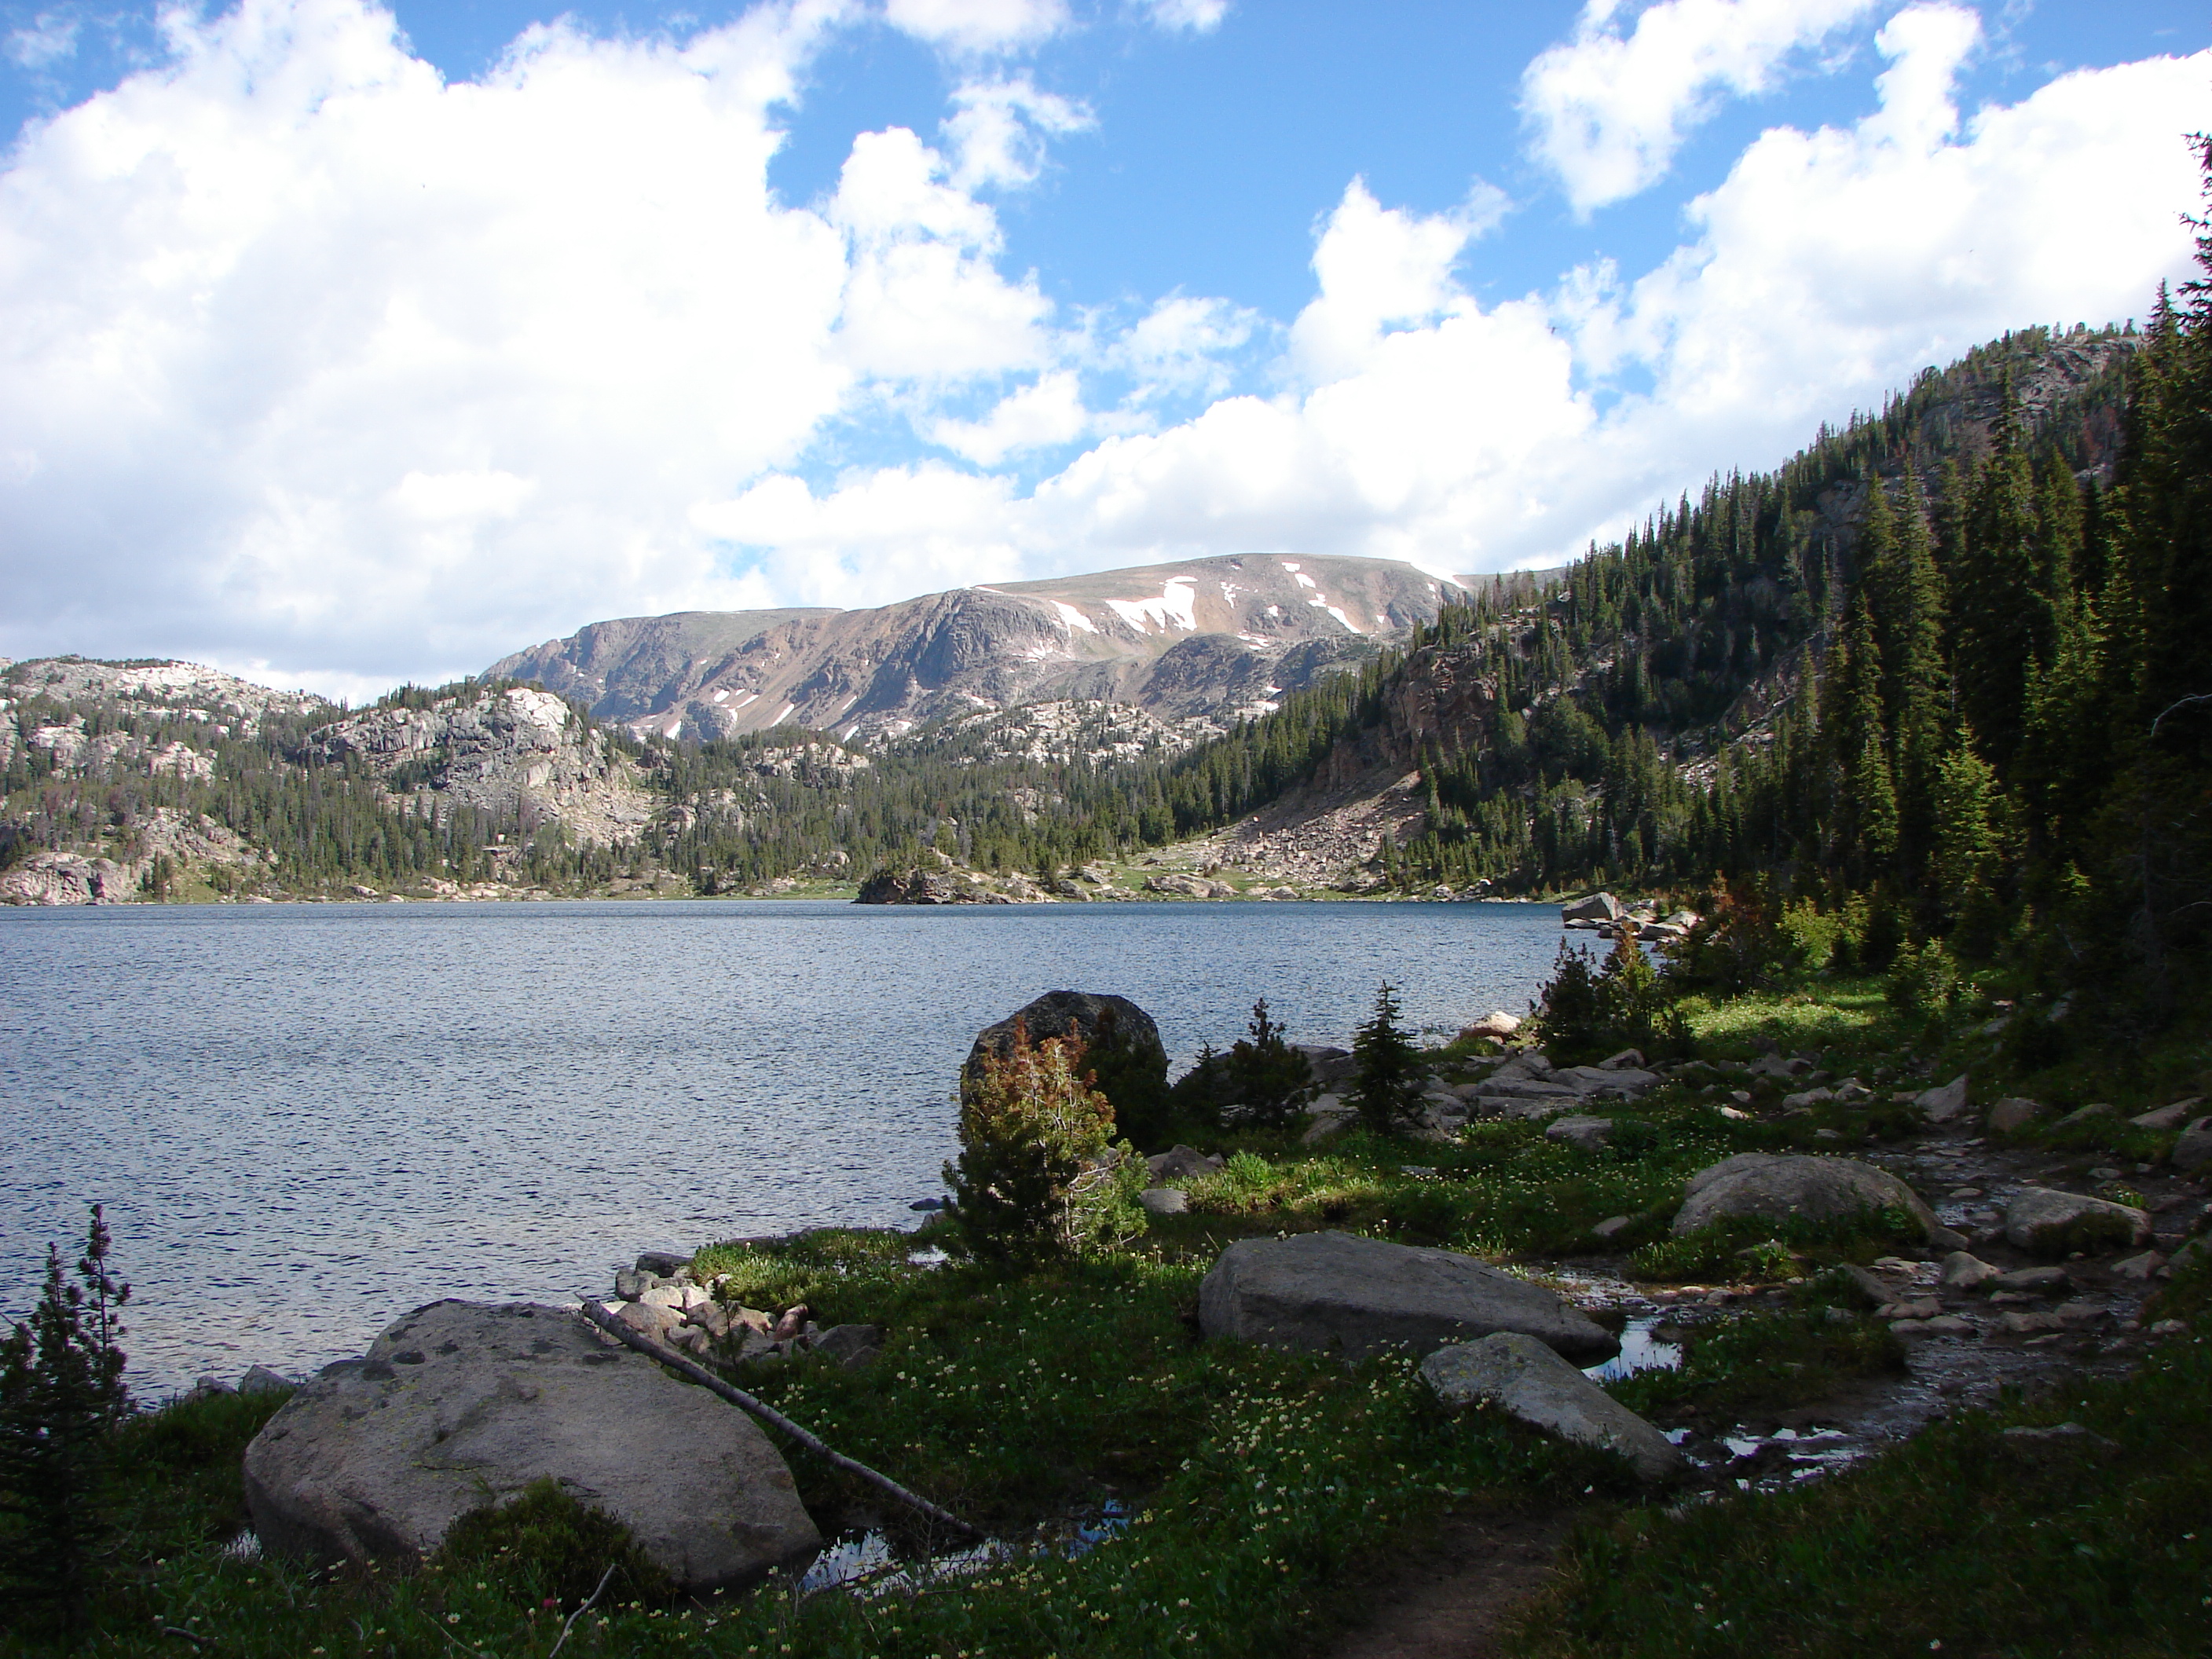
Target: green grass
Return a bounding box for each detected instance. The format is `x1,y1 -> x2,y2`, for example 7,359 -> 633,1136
8,1242 -> 1642,1658
1507,1263 -> 2212,1659
10,978 -> 2207,1657
1628,1209 -> 1930,1286
1609,1305 -> 1906,1426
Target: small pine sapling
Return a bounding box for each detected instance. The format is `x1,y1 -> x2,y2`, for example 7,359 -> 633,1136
0,1204 -> 131,1639
944,1022 -> 1133,1264
1227,998 -> 1313,1130
1350,983 -> 1426,1136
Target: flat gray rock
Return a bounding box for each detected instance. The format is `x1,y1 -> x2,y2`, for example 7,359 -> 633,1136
1672,1153 -> 1938,1240
243,1301 -> 821,1592
1544,1115 -> 1614,1151
1939,1251 -> 2001,1289
1421,1333 -> 1682,1483
2002,1188 -> 2152,1257
1197,1231 -> 1619,1365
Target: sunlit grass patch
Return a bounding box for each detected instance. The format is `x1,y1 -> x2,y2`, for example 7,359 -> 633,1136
1679,981 -> 1894,1062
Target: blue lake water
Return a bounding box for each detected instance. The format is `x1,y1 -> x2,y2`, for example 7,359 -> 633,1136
0,899 -> 1564,1395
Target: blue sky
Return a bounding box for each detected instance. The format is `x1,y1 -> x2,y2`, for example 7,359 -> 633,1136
0,0 -> 2207,695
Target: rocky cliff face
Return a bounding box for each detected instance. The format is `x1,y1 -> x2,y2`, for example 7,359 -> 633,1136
488,554 -> 1469,746
308,687 -> 651,846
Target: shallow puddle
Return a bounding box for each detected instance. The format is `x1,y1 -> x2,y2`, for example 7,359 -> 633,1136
799,1500 -> 1131,1596
1583,1312 -> 1683,1383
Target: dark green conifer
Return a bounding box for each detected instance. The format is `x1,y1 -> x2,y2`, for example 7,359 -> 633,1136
1349,983 -> 1424,1136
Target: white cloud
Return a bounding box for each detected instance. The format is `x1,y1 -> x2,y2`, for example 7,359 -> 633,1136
1105,293 -> 1263,401
7,11 -> 78,68
389,469 -> 537,521
882,0 -> 1068,55
943,75 -> 1093,190
830,126 -> 1057,379
760,30 -> 2210,592
1522,0 -> 1879,214
927,369 -> 1090,463
1,0 -> 2205,699
1287,179 -> 1509,383
1136,0 -> 1229,31
1595,5 -> 2201,444
0,0 -> 1074,687
693,463 -> 1030,605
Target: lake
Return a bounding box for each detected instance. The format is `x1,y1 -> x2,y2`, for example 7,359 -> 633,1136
0,899 -> 1565,1395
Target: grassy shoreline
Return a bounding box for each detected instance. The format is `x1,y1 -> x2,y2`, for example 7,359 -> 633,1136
5,976 -> 2207,1657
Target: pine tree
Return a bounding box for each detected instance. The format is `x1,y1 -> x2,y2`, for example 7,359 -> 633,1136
1863,467 -> 1950,871
1226,999 -> 1312,1130
1349,983 -> 1425,1136
943,1023 -> 1116,1265
1825,589 -> 1897,882
0,1205 -> 131,1640
1950,378 -> 2041,762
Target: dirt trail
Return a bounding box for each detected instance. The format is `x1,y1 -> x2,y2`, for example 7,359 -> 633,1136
1320,1117 -> 2210,1657
1322,1508 -> 1580,1659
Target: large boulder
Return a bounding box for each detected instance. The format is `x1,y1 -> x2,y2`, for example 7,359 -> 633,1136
855,868 -> 1011,905
1914,1075 -> 1971,1123
963,991 -> 1169,1132
1458,1010 -> 1523,1042
1671,1154 -> 1939,1240
1422,1335 -> 1683,1483
1559,892 -> 1622,924
1986,1097 -> 2049,1135
2002,1188 -> 2154,1257
1197,1232 -> 1619,1365
242,1302 -> 820,1591
2172,1116 -> 2212,1174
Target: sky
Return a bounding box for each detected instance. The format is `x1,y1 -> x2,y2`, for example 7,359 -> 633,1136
0,0 -> 2206,699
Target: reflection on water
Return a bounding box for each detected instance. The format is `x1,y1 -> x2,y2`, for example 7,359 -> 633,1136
1583,1313 -> 1683,1383
1,899 -> 1562,1394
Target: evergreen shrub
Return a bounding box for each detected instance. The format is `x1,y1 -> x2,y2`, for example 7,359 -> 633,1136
944,1022 -> 1144,1265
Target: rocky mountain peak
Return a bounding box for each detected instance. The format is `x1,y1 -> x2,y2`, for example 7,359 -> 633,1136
486,552 -> 1470,747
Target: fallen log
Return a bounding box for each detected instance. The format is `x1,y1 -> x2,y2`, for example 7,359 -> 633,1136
573,1298 -> 981,1540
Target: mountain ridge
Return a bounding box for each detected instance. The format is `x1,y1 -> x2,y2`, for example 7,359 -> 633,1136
486,553 -> 1482,747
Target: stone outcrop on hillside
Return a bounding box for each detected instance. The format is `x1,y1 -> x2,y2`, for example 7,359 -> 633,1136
488,554 -> 1469,747
0,809 -> 260,905
243,1301 -> 820,1591
2,657 -> 326,723
309,687 -> 650,846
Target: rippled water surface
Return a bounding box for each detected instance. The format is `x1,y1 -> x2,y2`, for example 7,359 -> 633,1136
2,899 -> 1562,1393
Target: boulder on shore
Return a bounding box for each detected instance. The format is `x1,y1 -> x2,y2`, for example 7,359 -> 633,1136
242,1302 -> 820,1592
1422,1334 -> 1683,1483
855,868 -> 1012,905
2002,1188 -> 2153,1257
1559,892 -> 1622,924
1459,1010 -> 1523,1042
1671,1153 -> 1939,1240
1197,1231 -> 1619,1365
962,991 -> 1169,1113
